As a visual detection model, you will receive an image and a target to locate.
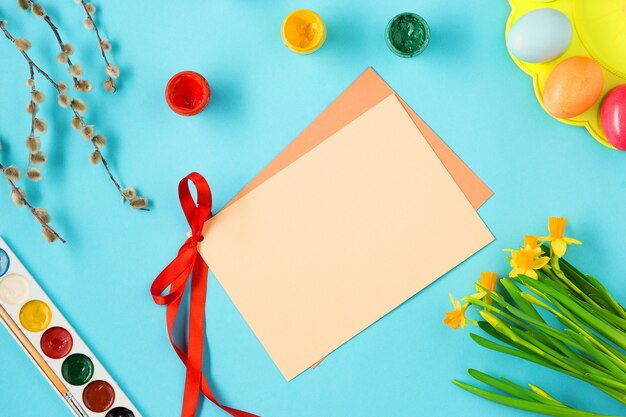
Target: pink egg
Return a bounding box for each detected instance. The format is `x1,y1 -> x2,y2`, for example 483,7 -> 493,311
601,85 -> 626,150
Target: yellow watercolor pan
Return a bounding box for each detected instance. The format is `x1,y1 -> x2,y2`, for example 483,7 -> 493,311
506,0 -> 626,149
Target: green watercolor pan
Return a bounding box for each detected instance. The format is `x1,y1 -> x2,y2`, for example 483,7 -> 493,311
0,237 -> 140,417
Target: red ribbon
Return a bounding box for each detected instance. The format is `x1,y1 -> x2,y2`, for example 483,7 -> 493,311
151,172 -> 259,417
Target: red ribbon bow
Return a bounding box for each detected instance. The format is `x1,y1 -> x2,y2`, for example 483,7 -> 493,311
151,172 -> 258,417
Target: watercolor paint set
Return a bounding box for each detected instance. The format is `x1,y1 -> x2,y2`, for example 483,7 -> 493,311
0,238 -> 141,417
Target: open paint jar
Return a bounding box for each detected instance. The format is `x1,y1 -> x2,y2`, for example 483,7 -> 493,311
165,71 -> 211,116
281,9 -> 326,54
385,13 -> 430,58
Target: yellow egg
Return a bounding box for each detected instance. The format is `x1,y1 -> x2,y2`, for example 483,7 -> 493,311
543,56 -> 604,119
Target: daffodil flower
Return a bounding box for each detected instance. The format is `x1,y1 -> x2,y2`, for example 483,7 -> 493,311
524,235 -> 540,252
508,246 -> 550,279
539,217 -> 581,258
475,271 -> 498,303
443,294 -> 468,330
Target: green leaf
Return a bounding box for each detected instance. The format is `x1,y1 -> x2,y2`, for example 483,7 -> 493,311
470,333 -> 558,371
501,278 -> 544,321
586,302 -> 626,334
564,329 -> 626,384
468,369 -> 561,405
452,380 -> 618,417
474,289 -> 581,359
519,276 -> 626,350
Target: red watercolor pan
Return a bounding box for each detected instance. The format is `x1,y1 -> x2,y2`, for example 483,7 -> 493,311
40,326 -> 73,359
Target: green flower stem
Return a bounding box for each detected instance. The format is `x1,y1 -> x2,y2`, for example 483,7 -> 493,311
472,327 -> 624,401
556,256 -> 626,319
528,384 -> 565,406
471,332 -> 565,374
583,274 -> 626,321
482,309 -> 590,377
507,325 -> 583,375
518,276 -> 626,351
544,265 -> 602,310
501,278 -> 544,321
518,292 -> 626,368
587,303 -> 626,333
585,372 -> 626,392
475,286 -> 586,356
465,296 -> 556,348
548,296 -> 626,366
565,330 -> 626,384
527,286 -> 626,375
452,379 -> 618,417
468,369 -> 562,405
472,290 -> 626,397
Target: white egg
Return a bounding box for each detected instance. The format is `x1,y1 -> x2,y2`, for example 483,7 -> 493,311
507,8 -> 572,63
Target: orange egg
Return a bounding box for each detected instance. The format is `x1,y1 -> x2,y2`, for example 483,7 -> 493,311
543,56 -> 604,119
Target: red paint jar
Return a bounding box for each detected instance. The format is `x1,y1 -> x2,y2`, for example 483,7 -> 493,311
165,71 -> 211,116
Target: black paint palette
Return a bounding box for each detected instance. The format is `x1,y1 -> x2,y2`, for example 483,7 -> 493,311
0,238 -> 140,417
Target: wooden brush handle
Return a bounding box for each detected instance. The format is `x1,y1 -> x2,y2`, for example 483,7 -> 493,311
0,304 -> 68,395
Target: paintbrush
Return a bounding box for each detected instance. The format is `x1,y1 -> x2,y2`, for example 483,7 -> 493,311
0,304 -> 89,417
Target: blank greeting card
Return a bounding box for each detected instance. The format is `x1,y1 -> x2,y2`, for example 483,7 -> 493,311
228,67 -> 492,211
197,94 -> 493,381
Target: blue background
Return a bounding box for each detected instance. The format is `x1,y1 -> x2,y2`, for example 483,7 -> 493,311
1,1 -> 625,416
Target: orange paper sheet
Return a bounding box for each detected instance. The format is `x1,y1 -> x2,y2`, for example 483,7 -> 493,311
227,67 -> 492,210
198,95 -> 494,381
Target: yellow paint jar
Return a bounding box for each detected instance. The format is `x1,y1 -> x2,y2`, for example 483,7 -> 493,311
281,9 -> 326,54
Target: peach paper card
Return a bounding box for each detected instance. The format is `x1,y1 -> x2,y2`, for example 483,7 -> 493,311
227,67 -> 493,211
198,95 -> 494,381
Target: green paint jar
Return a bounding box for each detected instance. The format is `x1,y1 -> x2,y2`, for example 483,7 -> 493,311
385,13 -> 430,58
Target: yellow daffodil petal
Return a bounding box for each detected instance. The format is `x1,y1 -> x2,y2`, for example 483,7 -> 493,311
548,217 -> 567,239
533,256 -> 550,270
476,272 -> 498,304
525,269 -> 538,279
443,294 -> 467,330
524,235 -> 540,250
563,237 -> 582,245
551,238 -> 567,258
479,272 -> 498,293
443,310 -> 466,329
530,246 -> 543,257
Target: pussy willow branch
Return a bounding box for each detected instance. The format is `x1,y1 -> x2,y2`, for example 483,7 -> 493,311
23,0 -> 81,89
0,162 -> 65,243
80,0 -> 115,92
42,16 -> 79,88
0,23 -> 140,207
27,63 -> 35,170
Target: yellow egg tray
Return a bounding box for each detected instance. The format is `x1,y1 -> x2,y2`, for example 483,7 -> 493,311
506,0 -> 626,149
